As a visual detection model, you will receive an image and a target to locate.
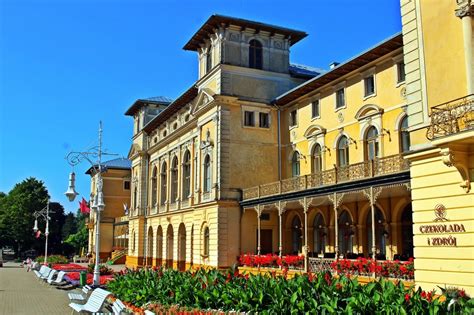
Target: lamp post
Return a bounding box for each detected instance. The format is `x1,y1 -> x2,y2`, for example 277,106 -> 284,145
33,199 -> 53,265
65,121 -> 115,286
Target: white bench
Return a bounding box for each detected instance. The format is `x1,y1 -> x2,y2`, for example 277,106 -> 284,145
93,299 -> 126,315
69,288 -> 111,314
68,285 -> 92,302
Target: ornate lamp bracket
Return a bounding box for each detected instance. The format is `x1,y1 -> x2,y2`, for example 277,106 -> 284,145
441,147 -> 471,193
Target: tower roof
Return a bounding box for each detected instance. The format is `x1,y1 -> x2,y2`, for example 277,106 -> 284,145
124,96 -> 173,116
183,14 -> 307,51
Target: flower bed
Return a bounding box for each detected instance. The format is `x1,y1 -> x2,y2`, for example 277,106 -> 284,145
239,253 -> 304,269
106,267 -> 474,314
331,257 -> 414,280
65,272 -> 114,286
52,263 -> 87,272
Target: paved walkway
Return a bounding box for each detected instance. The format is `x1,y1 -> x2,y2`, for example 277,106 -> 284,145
0,262 -> 71,315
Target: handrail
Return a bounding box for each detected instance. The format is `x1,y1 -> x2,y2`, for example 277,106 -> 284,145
427,94 -> 474,140
242,154 -> 409,201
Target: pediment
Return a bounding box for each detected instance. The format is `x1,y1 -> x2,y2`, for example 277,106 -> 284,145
304,125 -> 326,138
128,143 -> 141,159
355,104 -> 383,120
191,88 -> 215,115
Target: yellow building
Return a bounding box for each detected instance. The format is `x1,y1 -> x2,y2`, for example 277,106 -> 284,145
122,3 -> 473,295
400,0 -> 474,294
87,157 -> 131,263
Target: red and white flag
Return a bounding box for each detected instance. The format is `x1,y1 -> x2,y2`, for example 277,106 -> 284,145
35,230 -> 41,238
79,197 -> 90,214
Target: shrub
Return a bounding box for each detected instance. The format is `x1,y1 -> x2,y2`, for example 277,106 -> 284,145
35,255 -> 68,264
106,266 -> 474,314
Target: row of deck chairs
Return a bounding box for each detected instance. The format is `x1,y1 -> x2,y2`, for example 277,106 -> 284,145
32,264 -> 127,314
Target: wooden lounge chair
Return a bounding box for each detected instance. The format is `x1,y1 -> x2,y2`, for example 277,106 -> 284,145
37,267 -> 52,280
33,265 -> 48,278
69,288 -> 111,314
49,270 -> 67,285
43,270 -> 58,283
68,285 -> 92,302
39,268 -> 55,281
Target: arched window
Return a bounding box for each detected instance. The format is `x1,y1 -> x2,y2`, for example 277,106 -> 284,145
291,151 -> 300,177
312,144 -> 322,173
367,207 -> 386,257
365,126 -> 379,161
203,155 -> 211,192
291,216 -> 303,254
400,115 -> 410,153
156,226 -> 163,265
249,39 -> 263,69
203,226 -> 210,256
170,157 -> 178,202
337,136 -> 350,167
160,162 -> 167,205
313,213 -> 326,254
151,167 -> 157,206
182,151 -> 191,198
338,211 -> 353,256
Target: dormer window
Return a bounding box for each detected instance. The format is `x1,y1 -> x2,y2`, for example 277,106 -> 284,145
249,39 -> 263,70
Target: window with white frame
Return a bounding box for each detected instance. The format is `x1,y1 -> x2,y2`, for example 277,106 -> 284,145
259,112 -> 269,128
364,75 -> 375,97
203,154 -> 211,192
244,111 -> 255,127
289,110 -> 298,127
311,100 -> 320,118
336,88 -> 345,109
182,151 -> 191,198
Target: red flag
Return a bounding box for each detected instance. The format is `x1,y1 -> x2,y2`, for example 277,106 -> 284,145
35,230 -> 41,238
79,197 -> 90,214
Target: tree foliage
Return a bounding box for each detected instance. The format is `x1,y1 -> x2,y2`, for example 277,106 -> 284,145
0,177 -> 49,254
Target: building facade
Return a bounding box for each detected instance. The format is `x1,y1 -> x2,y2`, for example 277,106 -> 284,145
87,158 -> 131,263
121,2 -> 473,294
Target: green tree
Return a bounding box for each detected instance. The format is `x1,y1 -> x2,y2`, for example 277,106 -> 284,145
64,210 -> 88,255
0,178 -> 49,254
62,212 -> 77,239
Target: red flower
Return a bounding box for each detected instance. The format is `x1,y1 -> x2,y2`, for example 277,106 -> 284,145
459,289 -> 466,298
335,283 -> 342,290
405,293 -> 410,303
324,272 -> 331,285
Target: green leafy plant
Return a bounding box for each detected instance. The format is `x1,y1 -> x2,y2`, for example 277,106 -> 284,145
106,266 -> 474,314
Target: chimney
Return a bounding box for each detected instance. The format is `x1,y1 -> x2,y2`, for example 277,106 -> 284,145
329,62 -> 340,69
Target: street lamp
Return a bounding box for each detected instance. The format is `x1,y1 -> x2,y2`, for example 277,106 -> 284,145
33,199 -> 54,265
65,121 -> 116,286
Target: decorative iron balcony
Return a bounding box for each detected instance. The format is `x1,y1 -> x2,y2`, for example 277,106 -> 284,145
242,154 -> 409,201
427,94 -> 474,140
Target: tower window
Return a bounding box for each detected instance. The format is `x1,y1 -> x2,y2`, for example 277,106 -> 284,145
244,111 -> 255,127
259,112 -> 269,128
206,49 -> 212,73
249,39 -> 263,70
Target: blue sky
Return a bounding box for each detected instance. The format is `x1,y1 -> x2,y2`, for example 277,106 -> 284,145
0,0 -> 401,213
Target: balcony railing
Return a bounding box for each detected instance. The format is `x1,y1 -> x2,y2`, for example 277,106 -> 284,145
427,94 -> 474,140
242,154 -> 409,201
